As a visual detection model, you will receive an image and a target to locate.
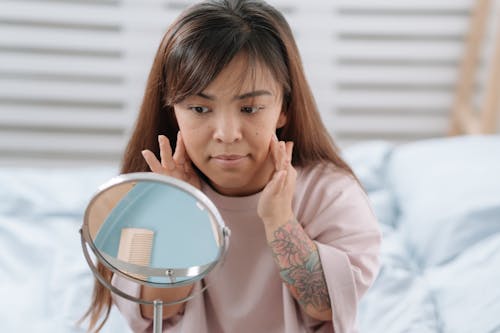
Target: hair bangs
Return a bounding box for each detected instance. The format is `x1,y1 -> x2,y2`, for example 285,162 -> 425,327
245,33 -> 290,101
162,8 -> 252,105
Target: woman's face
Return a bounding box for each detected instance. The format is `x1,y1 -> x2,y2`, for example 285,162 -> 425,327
173,53 -> 287,196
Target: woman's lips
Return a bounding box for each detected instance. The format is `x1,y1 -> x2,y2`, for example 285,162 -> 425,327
211,154 -> 248,167
213,154 -> 245,160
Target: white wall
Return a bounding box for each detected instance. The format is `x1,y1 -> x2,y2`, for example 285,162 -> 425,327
0,0 -> 497,167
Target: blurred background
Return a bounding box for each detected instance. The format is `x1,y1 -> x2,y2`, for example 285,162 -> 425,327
1,2 -> 500,332
0,0 -> 499,168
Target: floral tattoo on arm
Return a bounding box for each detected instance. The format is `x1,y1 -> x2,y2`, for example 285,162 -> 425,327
269,221 -> 331,313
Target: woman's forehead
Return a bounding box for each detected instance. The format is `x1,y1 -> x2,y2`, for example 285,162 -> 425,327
202,54 -> 282,97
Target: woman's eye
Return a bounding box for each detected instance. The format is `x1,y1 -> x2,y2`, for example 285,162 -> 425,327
241,106 -> 262,114
189,106 -> 209,113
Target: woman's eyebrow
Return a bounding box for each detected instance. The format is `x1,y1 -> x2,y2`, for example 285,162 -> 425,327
196,92 -> 215,100
236,90 -> 273,100
196,90 -> 273,101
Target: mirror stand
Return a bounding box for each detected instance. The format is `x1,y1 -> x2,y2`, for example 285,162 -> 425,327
79,173 -> 230,333
153,300 -> 163,333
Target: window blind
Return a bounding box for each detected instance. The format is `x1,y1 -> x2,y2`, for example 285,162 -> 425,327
0,0 -> 495,166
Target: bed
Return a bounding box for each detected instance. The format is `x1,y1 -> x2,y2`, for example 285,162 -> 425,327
0,167 -> 131,332
0,134 -> 499,332
347,135 -> 500,333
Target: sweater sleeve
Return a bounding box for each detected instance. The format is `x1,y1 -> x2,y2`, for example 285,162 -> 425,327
110,274 -> 154,333
294,165 -> 382,332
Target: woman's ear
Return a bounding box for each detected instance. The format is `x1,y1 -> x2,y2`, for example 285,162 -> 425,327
276,111 -> 287,129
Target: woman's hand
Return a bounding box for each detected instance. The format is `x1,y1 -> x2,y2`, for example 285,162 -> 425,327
141,132 -> 201,189
258,135 -> 297,230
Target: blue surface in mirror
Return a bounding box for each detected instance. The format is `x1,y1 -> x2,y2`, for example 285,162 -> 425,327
93,181 -> 219,270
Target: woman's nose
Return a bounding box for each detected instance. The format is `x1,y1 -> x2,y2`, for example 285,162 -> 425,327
212,113 -> 242,143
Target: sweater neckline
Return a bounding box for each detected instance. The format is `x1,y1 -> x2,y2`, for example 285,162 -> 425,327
201,181 -> 262,212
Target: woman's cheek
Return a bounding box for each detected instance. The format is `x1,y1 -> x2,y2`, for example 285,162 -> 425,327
182,135 -> 199,158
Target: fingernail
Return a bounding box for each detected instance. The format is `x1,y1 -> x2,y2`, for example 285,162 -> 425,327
272,133 -> 278,141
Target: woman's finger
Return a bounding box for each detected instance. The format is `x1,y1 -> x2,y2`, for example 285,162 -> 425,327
159,135 -> 175,171
279,141 -> 287,170
142,149 -> 163,173
285,141 -> 293,164
173,131 -> 187,166
271,138 -> 286,171
269,135 -> 279,170
267,170 -> 286,195
283,163 -> 296,192
178,135 -> 197,175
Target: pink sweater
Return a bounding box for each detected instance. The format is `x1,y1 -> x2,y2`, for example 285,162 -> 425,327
112,163 -> 381,332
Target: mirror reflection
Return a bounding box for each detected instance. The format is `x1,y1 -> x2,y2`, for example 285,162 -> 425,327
84,177 -> 223,285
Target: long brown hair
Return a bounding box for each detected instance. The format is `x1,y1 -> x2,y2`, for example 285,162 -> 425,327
83,0 -> 355,331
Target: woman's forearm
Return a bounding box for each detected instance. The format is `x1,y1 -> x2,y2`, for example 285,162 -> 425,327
265,219 -> 332,321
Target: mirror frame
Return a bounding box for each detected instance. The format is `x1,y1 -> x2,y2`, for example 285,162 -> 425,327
80,172 -> 230,304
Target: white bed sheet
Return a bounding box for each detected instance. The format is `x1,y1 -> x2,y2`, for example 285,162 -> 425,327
0,167 -> 132,332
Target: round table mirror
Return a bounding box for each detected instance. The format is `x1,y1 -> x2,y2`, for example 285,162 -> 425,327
80,172 -> 230,332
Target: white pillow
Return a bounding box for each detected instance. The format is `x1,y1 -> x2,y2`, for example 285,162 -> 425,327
386,135 -> 500,267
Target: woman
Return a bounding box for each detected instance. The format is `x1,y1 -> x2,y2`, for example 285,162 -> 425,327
84,0 -> 381,332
